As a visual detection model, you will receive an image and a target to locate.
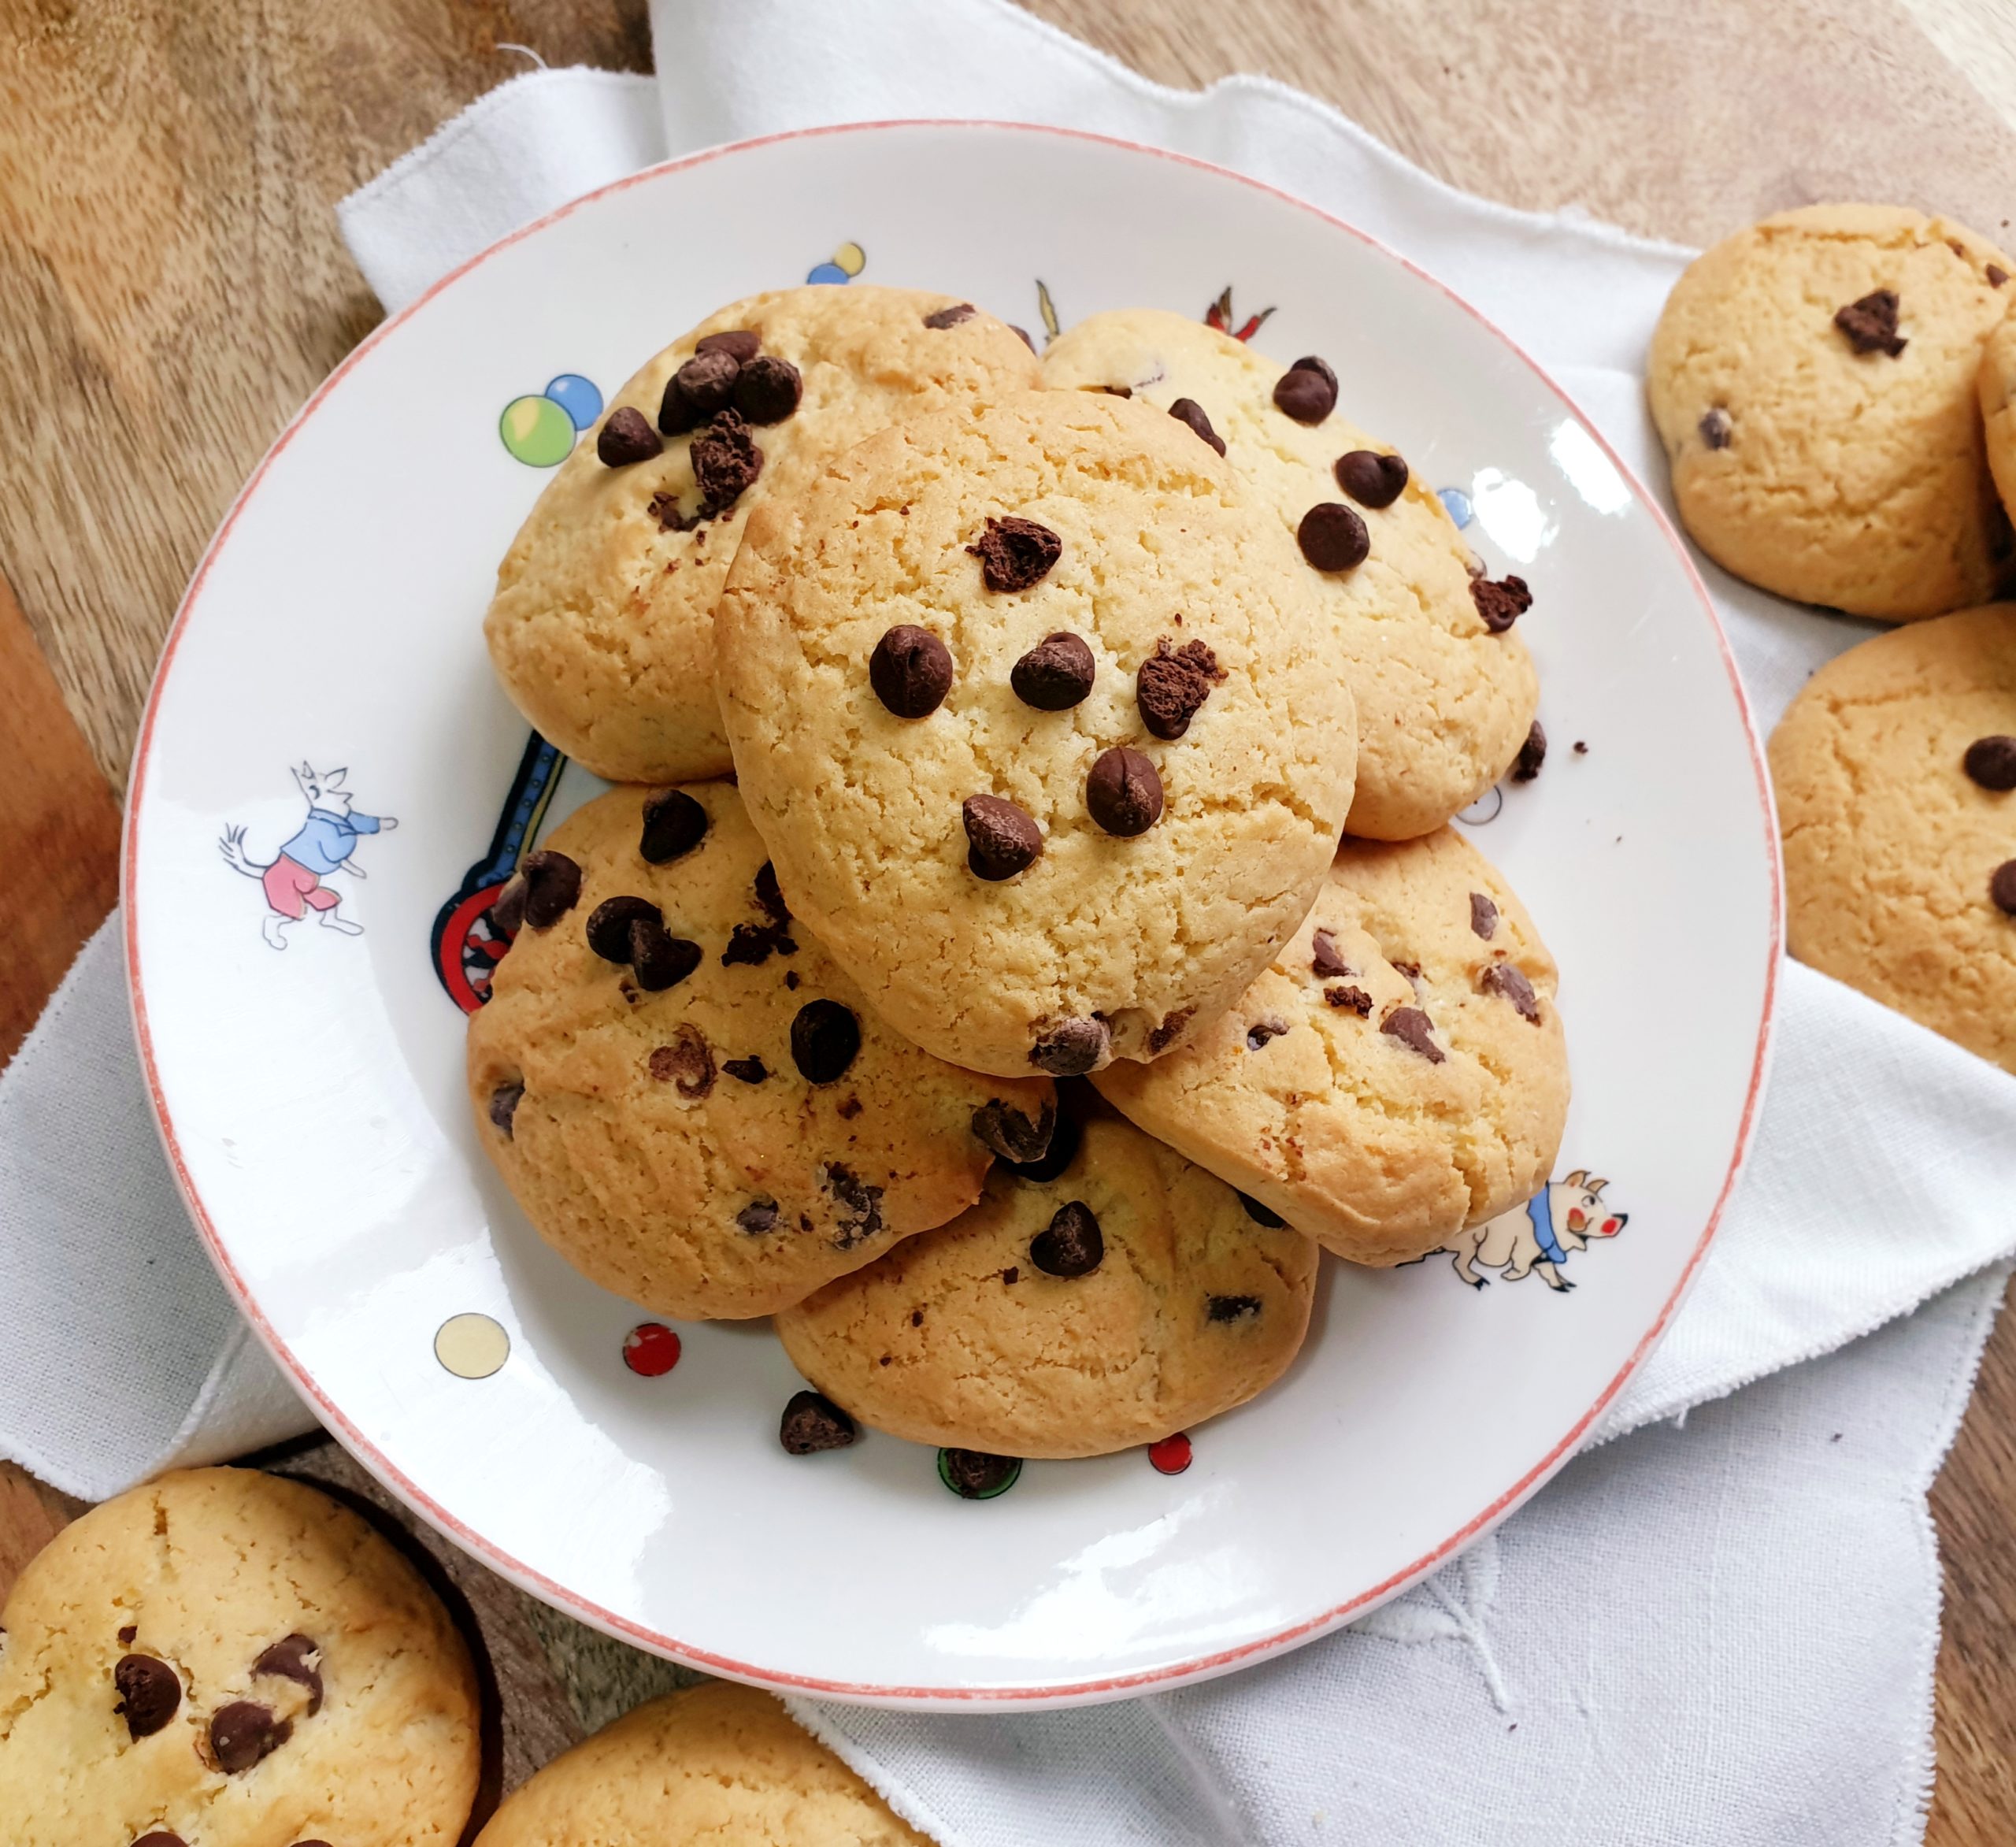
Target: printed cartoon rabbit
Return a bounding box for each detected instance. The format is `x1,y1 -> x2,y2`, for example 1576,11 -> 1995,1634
219,763 -> 398,949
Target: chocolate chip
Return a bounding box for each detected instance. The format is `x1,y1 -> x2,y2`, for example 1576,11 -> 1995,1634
1011,631 -> 1096,709
1334,450 -> 1408,507
597,406 -> 663,466
1005,1111 -> 1081,1181
671,349 -> 740,421
784,970 -> 800,989
1699,408 -> 1731,449
1136,638 -> 1224,740
1297,502 -> 1370,572
824,1163 -> 885,1246
1030,1017 -> 1110,1075
723,1056 -> 769,1085
1247,1018 -> 1290,1049
721,919 -> 797,966
114,1654 -> 181,1739
1168,398 -> 1226,455
780,1390 -> 856,1454
869,624 -> 954,718
291,1841 -> 335,1847
1149,1006 -> 1195,1053
791,999 -> 861,1083
1992,860 -> 2016,914
1573,740 -> 1588,755
1207,1294 -> 1262,1322
1094,384 -> 1132,397
131,1835 -> 187,1847
1835,289 -> 1907,357
941,1448 -> 1020,1497
1480,961 -> 1540,1022
696,329 -> 761,363
1511,721 -> 1547,782
1963,736 -> 2016,790
639,789 -> 709,863
736,1196 -> 780,1235
117,1624 -> 138,1645
494,850 -> 582,934
211,1700 -> 291,1774
1325,984 -> 1373,1016
1237,1192 -> 1287,1228
647,490 -> 699,532
924,302 -> 976,328
1992,265 -> 2010,288
1010,324 -> 1037,350
1031,1200 -> 1104,1277
1001,1266 -> 1021,1285
1470,892 -> 1499,940
1273,356 -> 1338,424
689,409 -> 763,508
754,862 -> 790,922
650,1024 -> 715,1097
628,918 -> 702,992
968,516 -> 1062,592
1085,747 -> 1164,836
488,1081 -> 523,1136
734,354 -> 802,425
1380,1005 -> 1445,1063
586,895 -> 662,962
1472,575 -> 1532,632
972,1097 -> 1058,1164
963,795 -> 1043,880
252,1634 -> 323,1715
1310,930 -> 1351,978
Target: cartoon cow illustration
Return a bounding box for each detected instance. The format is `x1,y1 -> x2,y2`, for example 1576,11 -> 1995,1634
219,763 -> 398,950
1438,1171 -> 1628,1292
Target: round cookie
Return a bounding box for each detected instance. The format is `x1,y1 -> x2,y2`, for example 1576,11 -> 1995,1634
714,389 -> 1358,1078
1043,308 -> 1538,839
1648,203 -> 2016,620
1093,829 -> 1569,1267
1769,602 -> 2016,1071
486,287 -> 1040,783
1979,306 -> 2016,527
774,1109 -> 1317,1459
473,1683 -> 927,1847
0,1468 -> 480,1847
467,781 -> 1056,1318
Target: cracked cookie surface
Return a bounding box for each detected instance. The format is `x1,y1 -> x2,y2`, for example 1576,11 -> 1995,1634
1093,829 -> 1569,1266
467,782 -> 1053,1318
486,287 -> 1040,783
0,1467 -> 479,1847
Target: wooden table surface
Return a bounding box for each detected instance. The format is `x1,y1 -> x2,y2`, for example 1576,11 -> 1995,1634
4,0 -> 2015,1836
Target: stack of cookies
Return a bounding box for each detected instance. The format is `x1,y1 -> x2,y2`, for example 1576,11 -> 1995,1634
468,285 -> 1569,1477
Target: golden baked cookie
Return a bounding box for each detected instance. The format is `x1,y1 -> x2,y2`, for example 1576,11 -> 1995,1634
468,781 -> 1055,1318
1043,308 -> 1538,838
774,1109 -> 1317,1459
473,1683 -> 927,1847
0,1468 -> 480,1847
715,390 -> 1358,1079
1648,203 -> 2015,619
486,286 -> 1040,783
1094,829 -> 1569,1267
1770,602 -> 2016,1070
1978,306 -> 2016,526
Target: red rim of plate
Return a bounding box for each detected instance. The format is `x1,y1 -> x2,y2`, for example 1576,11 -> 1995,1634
122,118 -> 1783,1709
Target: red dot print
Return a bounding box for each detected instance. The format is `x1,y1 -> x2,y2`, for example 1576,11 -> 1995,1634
1148,1433 -> 1192,1475
623,1322 -> 681,1377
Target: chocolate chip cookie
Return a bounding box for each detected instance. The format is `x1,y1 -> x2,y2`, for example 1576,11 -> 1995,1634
1978,304 -> 2016,530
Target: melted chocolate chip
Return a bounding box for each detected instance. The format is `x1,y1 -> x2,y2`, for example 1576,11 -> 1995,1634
1273,356 -> 1338,424
1011,631 -> 1096,709
114,1654 -> 181,1739
639,789 -> 709,864
941,1448 -> 1020,1497
963,795 -> 1043,880
1136,638 -> 1224,740
252,1634 -> 323,1715
1992,860 -> 2016,914
629,919 -> 702,992
1297,502 -> 1370,572
1480,961 -> 1540,1022
780,1390 -> 856,1454
1835,289 -> 1907,357
1699,407 -> 1731,449
736,1196 -> 780,1235
649,1023 -> 715,1097
1149,1006 -> 1195,1054
1031,1200 -> 1104,1277
734,354 -> 802,425
695,329 -> 761,363
1511,721 -> 1547,782
1380,1005 -> 1445,1063
1470,892 -> 1499,940
1472,575 -> 1532,632
1310,930 -> 1351,978
791,1000 -> 862,1084
1005,1111 -> 1081,1182
923,302 -> 976,328
586,895 -> 662,962
1237,1192 -> 1288,1228
1030,1018 -> 1110,1076
1207,1294 -> 1262,1322
1247,1018 -> 1290,1050
488,1081 -> 524,1137
1085,747 -> 1163,836
972,1097 -> 1058,1164
968,516 -> 1063,592
597,406 -> 663,466
1963,736 -> 2016,791
824,1163 -> 885,1246
689,409 -> 763,508
1325,984 -> 1373,1016
869,624 -> 954,718
1169,397 -> 1226,455
210,1700 -> 291,1774
1334,450 -> 1408,508
723,1056 -> 769,1085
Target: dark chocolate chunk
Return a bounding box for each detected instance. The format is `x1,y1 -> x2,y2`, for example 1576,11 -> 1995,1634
252,1634 -> 323,1715
1207,1294 -> 1262,1322
721,919 -> 797,966
1237,1192 -> 1287,1228
1136,637 -> 1224,740
1273,355 -> 1338,424
791,999 -> 862,1083
869,623 -> 954,718
1992,859 -> 2016,915
1031,1200 -> 1104,1277
940,1448 -> 1021,1497
1380,1004 -> 1445,1063
1246,1018 -> 1290,1049
586,895 -> 662,962
488,1081 -> 524,1137
628,919 -> 702,992
1699,407 -> 1731,449
1149,1006 -> 1195,1054
1297,502 -> 1370,572
639,789 -> 709,864
1472,575 -> 1532,632
671,349 -> 740,419
114,1654 -> 181,1739
923,302 -> 976,328
963,794 -> 1043,880
824,1162 -> 885,1246
733,354 -> 802,425
695,328 -> 761,363
972,1097 -> 1057,1164
780,1390 -> 856,1454
1011,631 -> 1096,710
1962,735 -> 2016,791
1030,1018 -> 1110,1076
1835,289 -> 1907,357
1510,721 -> 1547,782
210,1700 -> 291,1774
1325,984 -> 1373,1016
1001,1266 -> 1021,1285
1085,747 -> 1163,836
968,515 -> 1063,592
723,1056 -> 769,1085
1169,397 -> 1226,455
1004,1111 -> 1081,1182
1310,930 -> 1351,978
1470,892 -> 1499,940
596,406 -> 663,467
1334,449 -> 1408,507
1479,961 -> 1540,1022
689,409 -> 763,508
118,1624 -> 138,1645
649,1023 -> 715,1097
736,1196 -> 780,1235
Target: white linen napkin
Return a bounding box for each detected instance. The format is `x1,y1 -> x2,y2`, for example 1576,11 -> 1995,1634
4,4 -> 2014,1837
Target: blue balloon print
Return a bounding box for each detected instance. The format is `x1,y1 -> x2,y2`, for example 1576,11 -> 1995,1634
1436,486 -> 1474,529
543,373 -> 604,431
806,261 -> 850,285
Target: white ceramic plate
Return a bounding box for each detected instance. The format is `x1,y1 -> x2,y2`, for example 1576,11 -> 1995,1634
126,122 -> 1778,1709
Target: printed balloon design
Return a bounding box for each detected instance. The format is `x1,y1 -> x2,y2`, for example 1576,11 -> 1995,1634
807,240 -> 866,285
499,373 -> 605,467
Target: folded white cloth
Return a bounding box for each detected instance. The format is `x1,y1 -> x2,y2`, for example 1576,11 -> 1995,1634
4,3 -> 2013,1838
